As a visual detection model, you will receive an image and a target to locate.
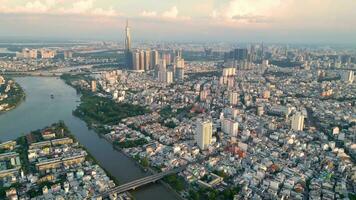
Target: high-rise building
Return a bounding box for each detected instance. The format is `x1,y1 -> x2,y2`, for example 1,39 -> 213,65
132,51 -> 140,71
124,20 -> 131,52
175,68 -> 184,81
291,113 -> 304,131
150,50 -> 159,69
162,53 -> 171,65
222,67 -> 236,77
221,119 -> 238,137
166,71 -> 173,84
124,20 -> 133,69
39,49 -> 56,59
195,120 -> 213,150
64,51 -> 73,59
229,92 -> 239,105
19,48 -> 38,59
341,70 -> 354,83
139,50 -> 145,71
91,80 -> 97,92
144,50 -> 151,70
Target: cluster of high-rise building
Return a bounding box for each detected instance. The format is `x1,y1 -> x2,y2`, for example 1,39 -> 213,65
124,20 -> 185,84
17,48 -> 57,59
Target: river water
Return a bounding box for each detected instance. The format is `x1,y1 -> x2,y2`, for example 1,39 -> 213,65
0,76 -> 176,200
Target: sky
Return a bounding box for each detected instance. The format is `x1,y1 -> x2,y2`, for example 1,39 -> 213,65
0,0 -> 355,44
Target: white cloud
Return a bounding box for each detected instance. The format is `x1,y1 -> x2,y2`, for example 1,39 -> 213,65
0,0 -> 119,17
92,7 -> 118,17
212,0 -> 281,23
162,6 -> 178,18
139,6 -> 189,21
140,11 -> 157,17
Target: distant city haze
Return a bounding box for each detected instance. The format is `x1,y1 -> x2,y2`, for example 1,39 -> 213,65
0,0 -> 355,44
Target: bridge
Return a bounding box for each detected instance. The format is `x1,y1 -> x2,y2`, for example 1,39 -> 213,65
96,166 -> 186,198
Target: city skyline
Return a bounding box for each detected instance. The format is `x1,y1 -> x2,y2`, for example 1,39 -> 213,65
0,0 -> 356,44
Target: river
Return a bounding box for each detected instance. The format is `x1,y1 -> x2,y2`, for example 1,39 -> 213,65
0,76 -> 176,200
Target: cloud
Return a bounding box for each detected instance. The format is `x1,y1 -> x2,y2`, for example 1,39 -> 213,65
162,6 -> 178,18
140,6 -> 189,21
232,14 -> 274,23
0,0 -> 119,17
140,11 -> 157,17
212,0 -> 281,23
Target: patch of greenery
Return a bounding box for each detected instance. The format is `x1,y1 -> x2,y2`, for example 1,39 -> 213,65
164,174 -> 185,191
113,138 -> 148,148
73,93 -> 149,126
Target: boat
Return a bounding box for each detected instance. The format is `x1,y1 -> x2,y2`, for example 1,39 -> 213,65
50,94 -> 54,99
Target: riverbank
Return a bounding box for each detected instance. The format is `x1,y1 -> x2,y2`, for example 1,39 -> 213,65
0,76 -> 25,113
60,74 -> 184,199
0,121 -> 131,199
0,76 -> 178,200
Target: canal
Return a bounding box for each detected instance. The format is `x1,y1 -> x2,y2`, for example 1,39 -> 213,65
0,76 -> 176,200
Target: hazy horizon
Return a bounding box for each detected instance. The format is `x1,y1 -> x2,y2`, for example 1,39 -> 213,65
1,0 -> 356,44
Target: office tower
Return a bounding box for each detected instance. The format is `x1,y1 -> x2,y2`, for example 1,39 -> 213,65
124,20 -> 131,52
162,53 -> 171,65
195,120 -> 212,150
234,48 -> 248,61
144,50 -> 151,70
175,67 -> 184,81
342,70 -> 354,83
158,59 -> 166,72
166,71 -> 173,84
175,57 -> 185,68
175,57 -> 185,81
221,119 -> 238,137
291,113 -> 304,131
132,51 -> 140,71
150,50 -> 159,69
139,50 -> 145,71
91,80 -> 97,92
124,20 -> 133,69
229,92 -> 239,105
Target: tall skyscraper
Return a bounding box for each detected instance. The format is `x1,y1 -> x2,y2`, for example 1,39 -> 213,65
124,20 -> 133,69
195,120 -> 213,150
132,51 -> 140,71
144,50 -> 151,71
124,20 -> 131,52
150,50 -> 159,69
291,113 -> 304,131
139,50 -> 145,71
